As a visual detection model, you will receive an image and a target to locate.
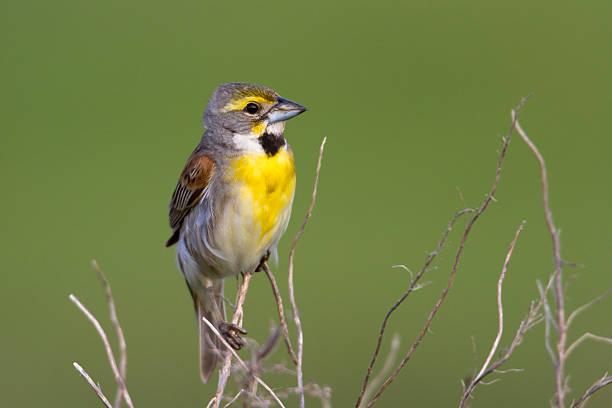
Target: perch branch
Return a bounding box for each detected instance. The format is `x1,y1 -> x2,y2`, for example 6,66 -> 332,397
202,316 -> 286,408
212,271 -> 254,408
288,136 -> 327,408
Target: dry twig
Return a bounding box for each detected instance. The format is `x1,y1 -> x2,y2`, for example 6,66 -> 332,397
212,271 -> 254,408
355,208 -> 473,408
565,333 -> 612,359
357,95 -> 532,408
73,362 -> 113,408
70,293 -> 134,408
202,315 -> 286,408
537,280 -> 558,365
93,260 -> 128,408
571,373 -> 612,408
357,334 -> 401,408
459,221 -> 525,407
514,112 -> 612,407
262,262 -> 298,365
511,109 -> 612,407
513,109 -> 568,407
566,287 -> 612,328
288,136 -> 327,408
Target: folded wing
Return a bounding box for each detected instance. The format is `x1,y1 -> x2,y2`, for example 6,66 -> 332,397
166,152 -> 215,247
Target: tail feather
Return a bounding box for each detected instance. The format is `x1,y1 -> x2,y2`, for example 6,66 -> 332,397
189,279 -> 226,383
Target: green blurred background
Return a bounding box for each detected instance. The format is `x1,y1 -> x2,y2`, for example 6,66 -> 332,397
3,0 -> 612,406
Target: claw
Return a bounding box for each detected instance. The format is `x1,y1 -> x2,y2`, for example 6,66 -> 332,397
255,250 -> 271,272
219,322 -> 247,350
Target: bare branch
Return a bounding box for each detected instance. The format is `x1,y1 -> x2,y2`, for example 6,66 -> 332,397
565,333 -> 612,359
69,294 -> 134,408
513,110 -> 568,407
459,221 -> 526,407
571,373 -> 612,408
267,382 -> 332,407
288,136 -> 326,408
262,262 -> 298,365
202,315 -> 287,408
358,334 -> 401,408
213,271 -> 254,408
566,287 -> 612,328
92,260 -> 128,408
360,95 -> 532,408
355,208 -> 473,408
222,390 -> 243,408
537,280 -> 558,365
460,288 -> 552,407
73,362 -> 113,408
493,368 -> 524,374
255,326 -> 282,362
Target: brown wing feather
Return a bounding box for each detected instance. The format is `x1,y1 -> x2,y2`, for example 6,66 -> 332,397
165,153 -> 215,247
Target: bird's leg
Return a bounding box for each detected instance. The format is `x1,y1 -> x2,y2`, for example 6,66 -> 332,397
204,278 -> 246,349
255,250 -> 271,272
218,322 -> 248,350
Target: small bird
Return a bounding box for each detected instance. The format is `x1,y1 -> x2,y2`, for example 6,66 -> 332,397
165,83 -> 307,382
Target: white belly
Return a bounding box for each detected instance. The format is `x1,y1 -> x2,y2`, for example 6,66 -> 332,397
210,182 -> 293,275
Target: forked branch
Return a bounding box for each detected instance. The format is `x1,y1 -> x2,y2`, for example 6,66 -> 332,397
69,263 -> 134,408
572,374 -> 612,408
357,95 -> 531,408
514,111 -> 612,407
459,221 -> 525,407
211,271 -> 254,408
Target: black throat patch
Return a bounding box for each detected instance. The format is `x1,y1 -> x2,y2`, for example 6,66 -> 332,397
258,132 -> 286,156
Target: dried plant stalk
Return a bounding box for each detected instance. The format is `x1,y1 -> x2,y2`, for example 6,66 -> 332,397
288,136 -> 327,408
212,271 -> 253,408
70,292 -> 134,408
262,262 -> 298,365
459,221 -> 525,407
358,96 -> 531,408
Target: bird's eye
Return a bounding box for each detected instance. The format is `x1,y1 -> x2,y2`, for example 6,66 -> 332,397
244,102 -> 260,114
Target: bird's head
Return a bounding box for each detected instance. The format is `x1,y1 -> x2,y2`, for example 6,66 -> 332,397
203,83 -> 307,140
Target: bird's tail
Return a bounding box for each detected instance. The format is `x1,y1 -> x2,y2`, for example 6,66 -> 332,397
190,279 -> 226,383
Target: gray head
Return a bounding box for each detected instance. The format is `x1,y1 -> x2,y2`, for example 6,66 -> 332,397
202,83 -> 307,136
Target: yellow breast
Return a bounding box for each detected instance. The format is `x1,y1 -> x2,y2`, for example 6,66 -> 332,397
226,148 -> 296,247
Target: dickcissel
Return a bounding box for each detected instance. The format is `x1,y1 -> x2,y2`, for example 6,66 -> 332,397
165,83 -> 306,382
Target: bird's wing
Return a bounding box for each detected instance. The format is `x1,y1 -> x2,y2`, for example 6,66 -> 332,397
165,152 -> 215,247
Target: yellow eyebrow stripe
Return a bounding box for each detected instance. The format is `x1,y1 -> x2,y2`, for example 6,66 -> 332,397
222,96 -> 275,112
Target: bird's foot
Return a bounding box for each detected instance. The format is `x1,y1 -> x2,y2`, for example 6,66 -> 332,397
218,322 -> 247,350
255,250 -> 271,272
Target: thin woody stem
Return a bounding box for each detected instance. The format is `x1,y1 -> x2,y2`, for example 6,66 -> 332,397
212,271 -> 253,408
263,262 -> 298,365
288,136 -> 327,408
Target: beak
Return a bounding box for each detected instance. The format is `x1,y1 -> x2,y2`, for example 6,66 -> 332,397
267,97 -> 307,123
